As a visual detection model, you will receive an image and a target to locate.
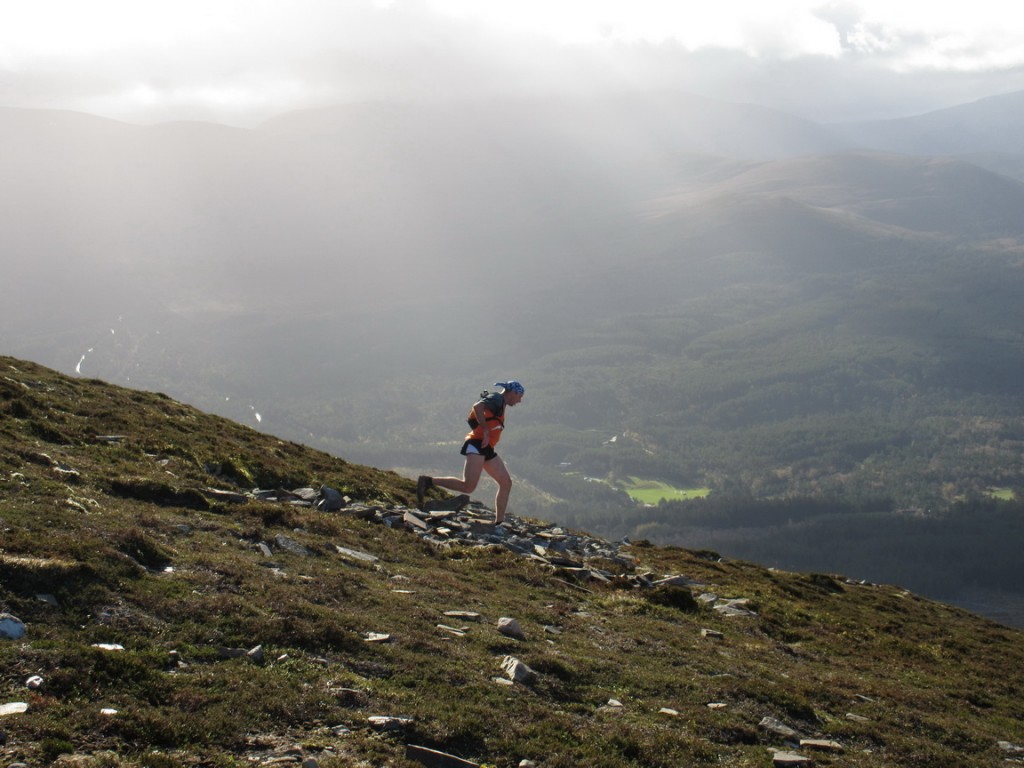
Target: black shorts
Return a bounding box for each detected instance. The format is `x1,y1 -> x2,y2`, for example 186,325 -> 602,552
461,439 -> 497,461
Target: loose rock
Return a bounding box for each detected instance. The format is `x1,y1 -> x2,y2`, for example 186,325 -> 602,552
501,656 -> 537,684
771,751 -> 812,767
497,617 -> 526,640
0,614 -> 26,640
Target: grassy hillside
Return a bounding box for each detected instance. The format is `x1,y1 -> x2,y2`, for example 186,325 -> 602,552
1,356 -> 1023,767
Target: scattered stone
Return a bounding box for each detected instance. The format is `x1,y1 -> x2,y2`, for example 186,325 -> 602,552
404,511 -> 430,531
335,545 -> 379,563
405,744 -> 480,768
422,494 -> 471,513
99,708 -> 118,716
36,594 -> 59,607
247,645 -> 265,663
800,739 -> 842,752
0,703 -> 28,716
364,633 -> 391,643
715,599 -> 758,617
497,617 -> 526,640
519,762 -> 537,768
501,656 -> 537,684
0,614 -> 26,640
274,535 -> 311,556
239,486 -> 723,608
606,699 -> 623,708
760,716 -> 801,740
845,713 -> 869,723
1000,741 -> 1024,754
770,751 -> 811,767
368,715 -> 413,731
25,676 -> 43,690
701,628 -> 725,640
258,542 -> 273,557
205,488 -> 250,504
659,708 -> 680,716
91,643 -> 124,652
707,702 -> 728,709
437,625 -> 467,637
330,724 -> 351,737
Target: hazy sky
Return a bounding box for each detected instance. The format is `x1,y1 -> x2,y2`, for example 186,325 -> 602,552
5,0 -> 1024,126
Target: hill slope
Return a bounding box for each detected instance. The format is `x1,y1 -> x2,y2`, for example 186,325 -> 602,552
0,356 -> 1022,767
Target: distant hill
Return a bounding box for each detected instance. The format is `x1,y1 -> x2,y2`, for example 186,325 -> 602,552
645,151 -> 1024,239
0,356 -> 1022,767
835,89 -> 1024,155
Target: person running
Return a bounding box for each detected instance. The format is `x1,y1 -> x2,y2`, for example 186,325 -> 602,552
417,380 -> 526,525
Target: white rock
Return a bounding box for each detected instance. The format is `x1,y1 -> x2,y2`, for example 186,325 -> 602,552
25,676 -> 43,690
501,656 -> 537,684
760,716 -> 801,739
0,702 -> 28,716
497,617 -> 526,639
771,751 -> 811,767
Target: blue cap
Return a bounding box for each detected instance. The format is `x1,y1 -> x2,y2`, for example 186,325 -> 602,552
496,380 -> 525,395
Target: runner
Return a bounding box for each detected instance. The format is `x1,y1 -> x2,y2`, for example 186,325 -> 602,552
417,380 -> 525,526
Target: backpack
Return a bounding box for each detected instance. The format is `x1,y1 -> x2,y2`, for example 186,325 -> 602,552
466,391 -> 505,430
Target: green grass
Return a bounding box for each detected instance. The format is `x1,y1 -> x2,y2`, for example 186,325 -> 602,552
0,356 -> 1022,768
621,477 -> 711,505
987,487 -> 1016,501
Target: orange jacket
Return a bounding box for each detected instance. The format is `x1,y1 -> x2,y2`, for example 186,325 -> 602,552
465,393 -> 506,446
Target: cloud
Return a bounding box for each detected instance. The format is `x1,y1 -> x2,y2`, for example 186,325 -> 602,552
4,0 -> 1024,125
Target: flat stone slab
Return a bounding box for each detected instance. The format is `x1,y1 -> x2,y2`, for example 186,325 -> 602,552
443,611 -> 482,622
334,545 -> 379,563
771,752 -> 812,767
760,716 -> 801,739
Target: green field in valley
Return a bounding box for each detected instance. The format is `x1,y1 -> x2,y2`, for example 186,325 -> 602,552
987,487 -> 1017,500
622,477 -> 711,505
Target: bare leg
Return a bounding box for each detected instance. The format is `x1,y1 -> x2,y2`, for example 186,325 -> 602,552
483,456 -> 513,524
432,454 -> 485,495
